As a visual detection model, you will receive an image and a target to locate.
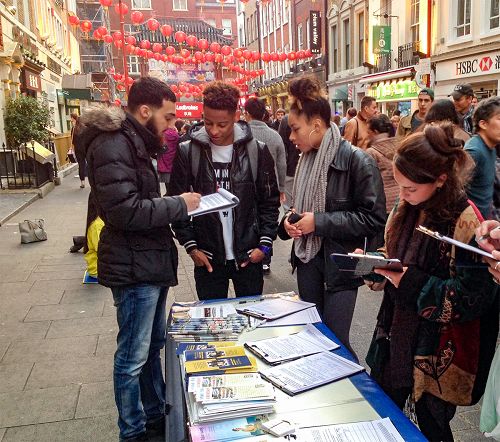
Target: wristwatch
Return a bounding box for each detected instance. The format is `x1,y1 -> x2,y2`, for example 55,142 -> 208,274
258,245 -> 272,255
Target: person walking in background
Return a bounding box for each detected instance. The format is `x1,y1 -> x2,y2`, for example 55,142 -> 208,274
332,115 -> 341,127
271,108 -> 285,131
179,123 -> 191,143
169,82 -> 280,300
244,97 -> 287,273
70,113 -> 86,188
390,113 -> 401,133
450,84 -> 475,134
278,114 -> 300,211
423,99 -> 470,145
397,88 -> 434,138
340,107 -> 357,134
343,96 -> 378,149
464,96 -> 500,219
364,123 -> 498,442
366,114 -> 399,214
157,126 -> 179,195
81,77 -> 201,441
278,77 -> 386,358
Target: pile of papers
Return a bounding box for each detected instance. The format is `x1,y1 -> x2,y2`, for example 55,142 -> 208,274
186,373 -> 276,424
190,416 -> 268,442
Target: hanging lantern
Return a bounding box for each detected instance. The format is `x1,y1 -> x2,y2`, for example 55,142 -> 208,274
165,46 -> 175,56
304,49 -> 313,58
147,18 -> 160,31
93,30 -> 102,40
154,53 -> 161,61
205,52 -> 215,62
278,52 -> 287,62
114,3 -> 128,15
210,42 -> 221,53
99,0 -> 113,8
194,51 -> 204,62
160,24 -> 173,37
186,35 -> 198,48
214,54 -> 223,63
139,40 -> 151,50
287,51 -> 296,61
114,39 -> 123,49
243,50 -> 252,60
261,52 -> 271,63
113,73 -> 122,82
131,11 -> 144,26
126,77 -> 134,86
174,31 -> 187,44
80,20 -> 93,34
221,45 -> 232,56
197,39 -> 209,51
270,52 -> 279,61
296,50 -> 306,59
152,43 -> 162,53
180,49 -> 191,59
97,26 -> 108,36
147,50 -> 154,59
251,51 -> 260,61
126,44 -> 136,54
103,34 -> 113,44
233,48 -> 243,58
112,31 -> 123,41
126,35 -> 136,46
68,15 -> 80,27
114,99 -> 122,106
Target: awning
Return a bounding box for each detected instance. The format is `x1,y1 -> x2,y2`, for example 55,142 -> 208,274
359,67 -> 415,84
330,84 -> 348,100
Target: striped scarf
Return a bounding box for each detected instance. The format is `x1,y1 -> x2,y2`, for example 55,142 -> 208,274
293,123 -> 341,263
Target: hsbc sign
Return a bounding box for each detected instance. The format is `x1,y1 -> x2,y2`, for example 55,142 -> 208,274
436,51 -> 500,81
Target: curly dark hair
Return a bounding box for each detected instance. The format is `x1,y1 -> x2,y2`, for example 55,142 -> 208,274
203,81 -> 240,113
473,96 -> 500,133
288,76 -> 331,126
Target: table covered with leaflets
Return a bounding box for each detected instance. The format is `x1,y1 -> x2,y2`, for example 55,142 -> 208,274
165,292 -> 426,442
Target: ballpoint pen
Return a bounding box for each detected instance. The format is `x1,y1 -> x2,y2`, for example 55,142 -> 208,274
478,226 -> 500,242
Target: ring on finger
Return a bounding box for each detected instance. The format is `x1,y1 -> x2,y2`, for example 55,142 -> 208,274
495,262 -> 500,272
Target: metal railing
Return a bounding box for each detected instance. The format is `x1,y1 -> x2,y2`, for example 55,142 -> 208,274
397,41 -> 421,68
0,141 -> 57,190
374,52 -> 392,72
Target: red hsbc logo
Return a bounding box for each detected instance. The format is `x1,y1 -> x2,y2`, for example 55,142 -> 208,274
479,57 -> 492,71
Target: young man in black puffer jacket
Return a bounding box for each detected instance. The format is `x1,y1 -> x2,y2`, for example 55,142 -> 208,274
169,82 -> 280,300
80,77 -> 201,442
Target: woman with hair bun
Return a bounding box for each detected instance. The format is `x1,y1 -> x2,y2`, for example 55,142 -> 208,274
364,122 -> 499,442
278,76 -> 387,358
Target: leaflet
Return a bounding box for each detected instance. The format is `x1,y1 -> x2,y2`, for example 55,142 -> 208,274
261,351 -> 364,395
236,298 -> 315,320
195,383 -> 275,403
188,373 -> 263,392
296,417 -> 404,442
189,304 -> 237,319
245,324 -> 339,364
258,307 -> 322,328
188,188 -> 240,217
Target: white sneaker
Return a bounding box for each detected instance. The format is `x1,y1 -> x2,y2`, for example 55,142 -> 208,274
262,264 -> 270,273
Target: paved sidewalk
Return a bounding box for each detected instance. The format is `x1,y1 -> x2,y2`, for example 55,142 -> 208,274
0,175 -> 492,441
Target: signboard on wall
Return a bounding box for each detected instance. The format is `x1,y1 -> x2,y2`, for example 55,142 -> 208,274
366,79 -> 419,102
23,69 -> 42,92
309,11 -> 322,55
372,26 -> 391,55
176,102 -> 203,119
435,50 -> 500,81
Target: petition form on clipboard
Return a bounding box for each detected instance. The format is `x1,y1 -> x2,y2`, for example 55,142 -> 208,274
188,189 -> 240,217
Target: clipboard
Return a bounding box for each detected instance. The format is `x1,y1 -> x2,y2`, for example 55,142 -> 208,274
330,253 -> 403,276
235,298 -> 315,320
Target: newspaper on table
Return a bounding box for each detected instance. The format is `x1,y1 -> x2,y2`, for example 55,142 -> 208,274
188,188 -> 240,217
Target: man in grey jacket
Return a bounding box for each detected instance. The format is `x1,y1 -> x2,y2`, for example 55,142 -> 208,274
244,97 -> 286,272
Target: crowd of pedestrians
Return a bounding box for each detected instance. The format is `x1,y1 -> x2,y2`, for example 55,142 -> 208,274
73,76 -> 500,442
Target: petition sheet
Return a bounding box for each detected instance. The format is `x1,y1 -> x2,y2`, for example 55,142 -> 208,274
258,307 -> 322,327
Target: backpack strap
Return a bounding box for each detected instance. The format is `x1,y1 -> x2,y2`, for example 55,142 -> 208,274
248,140 -> 259,184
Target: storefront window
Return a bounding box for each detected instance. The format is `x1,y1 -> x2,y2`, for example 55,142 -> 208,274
455,0 -> 471,37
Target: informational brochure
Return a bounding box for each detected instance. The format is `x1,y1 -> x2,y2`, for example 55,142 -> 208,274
189,416 -> 268,442
188,188 -> 240,217
245,324 -> 339,364
258,307 -> 322,328
190,304 -> 237,319
296,417 -> 404,442
236,298 -> 315,320
260,351 -> 365,395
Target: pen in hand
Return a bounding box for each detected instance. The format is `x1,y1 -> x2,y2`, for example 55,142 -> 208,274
478,226 -> 500,242
363,237 -> 367,255
189,185 -> 194,193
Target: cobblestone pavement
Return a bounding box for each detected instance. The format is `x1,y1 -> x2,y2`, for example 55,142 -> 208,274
0,175 -> 493,441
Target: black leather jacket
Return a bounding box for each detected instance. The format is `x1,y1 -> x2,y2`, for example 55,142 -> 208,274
169,121 -> 280,265
279,139 -> 387,291
81,106 -> 187,287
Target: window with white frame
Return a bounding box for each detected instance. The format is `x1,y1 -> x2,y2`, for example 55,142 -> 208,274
331,24 -> 338,72
222,19 -> 232,36
276,0 -> 281,28
297,23 -> 303,50
128,56 -> 140,75
263,5 -> 268,36
173,0 -> 188,11
343,18 -> 350,70
357,12 -> 365,67
489,0 -> 500,29
455,0 -> 471,37
283,0 -> 289,24
132,0 -> 152,9
205,19 -> 216,28
410,0 -> 420,42
270,2 -> 274,32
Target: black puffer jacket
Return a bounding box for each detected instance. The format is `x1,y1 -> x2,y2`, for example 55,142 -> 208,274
169,121 -> 280,265
278,139 -> 387,292
79,105 -> 188,287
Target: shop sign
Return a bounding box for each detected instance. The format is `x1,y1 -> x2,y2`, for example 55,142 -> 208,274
176,102 -> 203,119
24,69 -> 41,92
436,51 -> 500,81
309,11 -> 322,54
366,79 -> 419,102
372,26 -> 391,55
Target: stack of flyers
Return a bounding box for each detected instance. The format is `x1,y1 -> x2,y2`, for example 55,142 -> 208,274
168,314 -> 247,342
189,416 -> 268,442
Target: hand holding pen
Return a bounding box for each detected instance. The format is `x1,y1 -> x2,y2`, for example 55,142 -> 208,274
476,221 -> 500,253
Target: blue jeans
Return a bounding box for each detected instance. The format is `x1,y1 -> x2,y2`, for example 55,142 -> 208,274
111,284 -> 168,440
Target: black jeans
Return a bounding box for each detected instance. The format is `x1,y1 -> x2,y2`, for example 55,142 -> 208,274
387,388 -> 456,442
77,158 -> 86,181
194,260 -> 264,300
296,253 -> 358,360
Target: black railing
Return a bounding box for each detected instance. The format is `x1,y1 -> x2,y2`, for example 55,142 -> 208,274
0,141 -> 56,190
398,41 -> 421,68
374,52 -> 392,72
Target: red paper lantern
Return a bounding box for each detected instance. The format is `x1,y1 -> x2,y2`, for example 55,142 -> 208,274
233,48 -> 243,58
125,45 -> 136,54
214,54 -> 223,63
174,31 -> 187,43
99,0 -> 112,7
165,46 -> 175,56
126,77 -> 134,86
147,18 -> 159,31
137,48 -> 147,57
154,53 -> 161,61
160,24 -> 173,37
210,42 -> 221,53
68,15 -> 80,27
114,99 -> 122,106
261,52 -> 271,62
278,52 -> 287,62
197,39 -> 209,51
287,51 -> 296,61
251,51 -> 260,61
171,84 -> 178,92
271,52 -> 279,61
97,26 -> 108,36
297,50 -> 306,59
185,93 -> 191,99
180,49 -> 190,59
194,51 -> 204,62
304,49 -> 313,58
114,40 -> 123,49
205,52 -> 215,62
112,31 -> 123,41
139,40 -> 151,50
126,35 -> 136,46
147,50 -> 154,59
259,69 -> 265,75
103,34 -> 113,44
92,30 -> 102,40
243,50 -> 252,60
221,45 -> 232,56
114,3 -> 128,15
152,43 -> 162,53
113,73 -> 122,82
186,35 -> 198,47
80,20 -> 92,33
131,11 -> 144,25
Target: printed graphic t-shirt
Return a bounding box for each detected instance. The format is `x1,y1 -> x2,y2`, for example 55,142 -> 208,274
210,142 -> 235,260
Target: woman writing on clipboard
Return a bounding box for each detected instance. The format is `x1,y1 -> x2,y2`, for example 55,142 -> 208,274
364,122 -> 499,442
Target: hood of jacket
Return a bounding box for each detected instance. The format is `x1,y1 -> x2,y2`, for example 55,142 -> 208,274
188,120 -> 253,148
77,104 -> 126,154
368,136 -> 398,161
